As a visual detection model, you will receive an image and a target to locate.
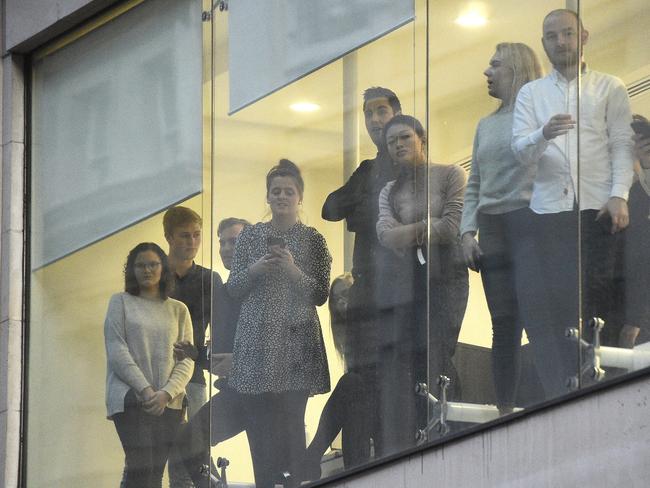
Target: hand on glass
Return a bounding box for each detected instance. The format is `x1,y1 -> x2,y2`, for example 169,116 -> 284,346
141,389 -> 171,416
173,340 -> 197,361
597,196 -> 629,233
633,133 -> 650,169
461,233 -> 482,272
543,114 -> 575,140
211,353 -> 233,377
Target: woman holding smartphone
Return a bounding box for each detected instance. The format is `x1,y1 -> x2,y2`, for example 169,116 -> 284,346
104,242 -> 194,488
227,158 -> 331,488
460,43 -> 542,412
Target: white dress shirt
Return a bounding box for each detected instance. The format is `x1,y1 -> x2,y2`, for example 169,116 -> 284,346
512,67 -> 634,214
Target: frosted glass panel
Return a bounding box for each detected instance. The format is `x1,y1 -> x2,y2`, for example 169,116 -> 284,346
31,0 -> 202,268
228,0 -> 414,113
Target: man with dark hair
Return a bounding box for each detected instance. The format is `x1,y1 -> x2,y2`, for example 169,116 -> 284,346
512,9 -> 634,395
321,86 -> 401,458
175,217 -> 251,488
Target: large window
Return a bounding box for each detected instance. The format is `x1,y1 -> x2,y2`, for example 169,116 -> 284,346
25,0 -> 650,487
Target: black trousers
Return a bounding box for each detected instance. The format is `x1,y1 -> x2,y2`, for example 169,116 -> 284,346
478,208 -> 538,408
112,393 -> 183,488
306,371 -> 372,473
524,208 -> 621,397
242,391 -> 309,488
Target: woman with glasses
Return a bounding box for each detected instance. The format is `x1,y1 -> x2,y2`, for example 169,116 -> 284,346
104,242 -> 194,488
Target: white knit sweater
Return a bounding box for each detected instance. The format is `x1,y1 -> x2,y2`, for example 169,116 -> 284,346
104,292 -> 194,418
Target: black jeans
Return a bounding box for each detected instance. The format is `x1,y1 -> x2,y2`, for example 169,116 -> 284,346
621,181 -> 650,332
477,208 -> 535,408
524,208 -> 621,397
305,371 -> 372,474
112,391 -> 183,488
242,391 -> 309,488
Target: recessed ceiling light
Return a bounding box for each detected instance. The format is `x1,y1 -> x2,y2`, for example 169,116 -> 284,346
455,6 -> 487,27
290,102 -> 321,113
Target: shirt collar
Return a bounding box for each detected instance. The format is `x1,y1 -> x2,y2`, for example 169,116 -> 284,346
550,62 -> 589,84
175,262 -> 197,281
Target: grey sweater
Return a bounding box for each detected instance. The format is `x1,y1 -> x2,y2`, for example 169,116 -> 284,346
104,292 -> 194,418
460,111 -> 535,236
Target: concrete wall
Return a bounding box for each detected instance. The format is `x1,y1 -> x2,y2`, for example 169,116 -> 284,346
5,0 -> 119,52
1,2 -> 26,483
322,375 -> 650,488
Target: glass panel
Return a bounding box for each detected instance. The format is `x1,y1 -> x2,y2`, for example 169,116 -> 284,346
204,1 -> 424,485
576,0 -> 650,388
425,0 -> 582,443
27,1 -> 209,486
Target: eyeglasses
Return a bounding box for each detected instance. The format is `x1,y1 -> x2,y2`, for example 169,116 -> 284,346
135,262 -> 162,271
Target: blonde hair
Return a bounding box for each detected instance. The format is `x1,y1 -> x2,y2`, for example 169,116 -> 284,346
494,42 -> 544,112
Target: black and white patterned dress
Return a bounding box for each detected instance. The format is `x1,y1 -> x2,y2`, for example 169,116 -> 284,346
227,222 -> 332,395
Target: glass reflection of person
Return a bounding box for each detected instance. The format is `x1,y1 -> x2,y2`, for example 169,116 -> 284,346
617,116 -> 650,349
104,243 -> 194,488
512,9 -> 634,395
175,217 -> 251,488
227,159 -> 332,488
300,273 -> 374,481
321,87 -> 402,457
376,115 -> 469,452
460,43 -> 543,413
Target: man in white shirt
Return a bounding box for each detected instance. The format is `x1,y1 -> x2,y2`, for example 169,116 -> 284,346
511,9 -> 634,396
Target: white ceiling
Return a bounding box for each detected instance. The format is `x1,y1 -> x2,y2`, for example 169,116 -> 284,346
207,0 -> 650,171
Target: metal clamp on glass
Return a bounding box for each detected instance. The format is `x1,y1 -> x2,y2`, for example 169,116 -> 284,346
415,376 -> 523,443
200,457 -> 229,488
567,317 -> 650,385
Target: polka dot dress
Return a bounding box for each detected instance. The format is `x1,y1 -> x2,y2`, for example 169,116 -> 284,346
227,222 -> 332,395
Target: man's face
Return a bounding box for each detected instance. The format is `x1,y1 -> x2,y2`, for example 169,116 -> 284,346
166,222 -> 202,262
364,97 -> 398,148
218,223 -> 244,271
542,11 -> 588,70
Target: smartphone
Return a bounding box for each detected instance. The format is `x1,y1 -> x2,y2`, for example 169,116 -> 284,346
266,236 -> 286,250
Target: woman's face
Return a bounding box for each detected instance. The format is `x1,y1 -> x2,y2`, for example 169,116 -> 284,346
385,123 -> 426,167
484,50 -> 514,102
134,250 -> 162,292
267,176 -> 301,219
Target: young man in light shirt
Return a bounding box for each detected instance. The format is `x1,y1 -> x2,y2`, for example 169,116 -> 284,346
511,9 -> 634,395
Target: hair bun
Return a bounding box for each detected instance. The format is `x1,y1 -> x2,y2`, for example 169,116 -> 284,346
277,158 -> 301,176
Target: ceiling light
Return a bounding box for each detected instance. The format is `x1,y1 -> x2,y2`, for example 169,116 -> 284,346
290,102 -> 321,113
455,6 -> 487,27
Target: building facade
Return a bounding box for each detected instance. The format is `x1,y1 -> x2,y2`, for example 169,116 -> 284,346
2,0 -> 650,486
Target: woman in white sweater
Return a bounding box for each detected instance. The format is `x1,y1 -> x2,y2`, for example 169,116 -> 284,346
104,242 -> 194,488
